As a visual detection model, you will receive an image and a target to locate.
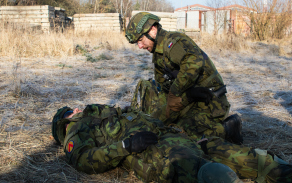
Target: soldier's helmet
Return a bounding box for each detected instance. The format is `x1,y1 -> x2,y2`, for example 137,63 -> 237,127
198,162 -> 243,183
52,106 -> 72,144
125,12 -> 161,44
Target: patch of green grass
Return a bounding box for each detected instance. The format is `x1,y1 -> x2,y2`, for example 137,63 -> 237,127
75,44 -> 88,55
85,54 -> 98,63
56,64 -> 73,68
86,53 -> 114,63
96,53 -> 114,60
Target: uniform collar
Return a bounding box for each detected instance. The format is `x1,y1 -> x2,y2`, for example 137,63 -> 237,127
153,28 -> 167,54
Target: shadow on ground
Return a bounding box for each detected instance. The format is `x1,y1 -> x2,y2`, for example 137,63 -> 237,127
274,91 -> 292,117
0,140 -> 128,183
234,90 -> 292,160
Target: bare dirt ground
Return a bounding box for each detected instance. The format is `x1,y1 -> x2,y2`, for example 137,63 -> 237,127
0,41 -> 291,182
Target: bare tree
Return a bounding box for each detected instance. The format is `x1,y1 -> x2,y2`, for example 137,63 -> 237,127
133,0 -> 174,12
109,0 -> 132,16
240,0 -> 292,40
207,0 -> 232,35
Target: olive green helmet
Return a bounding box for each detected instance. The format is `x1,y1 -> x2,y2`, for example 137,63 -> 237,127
198,162 -> 243,183
125,12 -> 161,44
52,106 -> 72,144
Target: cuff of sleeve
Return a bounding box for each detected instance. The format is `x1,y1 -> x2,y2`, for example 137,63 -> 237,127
117,141 -> 131,156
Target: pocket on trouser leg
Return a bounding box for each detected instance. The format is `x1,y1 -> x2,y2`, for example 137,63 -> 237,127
124,155 -> 156,182
208,96 -> 230,121
179,114 -> 225,138
167,146 -> 209,183
206,137 -> 261,180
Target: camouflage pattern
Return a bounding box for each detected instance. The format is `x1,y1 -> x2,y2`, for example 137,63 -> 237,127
129,27 -> 231,140
131,79 -> 161,115
153,28 -> 226,96
125,12 -> 160,44
56,104 -> 213,182
129,80 -> 292,182
131,79 -> 227,141
54,104 -> 292,182
205,137 -> 292,183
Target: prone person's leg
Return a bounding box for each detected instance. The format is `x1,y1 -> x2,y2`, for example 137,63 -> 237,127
206,137 -> 292,183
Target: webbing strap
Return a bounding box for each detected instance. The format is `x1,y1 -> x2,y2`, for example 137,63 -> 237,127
255,149 -> 279,183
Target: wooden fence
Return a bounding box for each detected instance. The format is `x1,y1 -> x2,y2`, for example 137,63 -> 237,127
73,13 -> 122,33
0,5 -> 64,32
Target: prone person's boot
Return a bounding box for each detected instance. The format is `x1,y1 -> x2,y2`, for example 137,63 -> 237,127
255,149 -> 292,183
266,164 -> 292,183
223,114 -> 243,145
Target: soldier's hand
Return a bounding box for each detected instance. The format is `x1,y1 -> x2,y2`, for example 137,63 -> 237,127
186,87 -> 213,105
123,131 -> 158,153
166,91 -> 184,118
161,80 -> 172,93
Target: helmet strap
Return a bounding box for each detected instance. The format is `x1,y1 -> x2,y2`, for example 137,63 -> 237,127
149,25 -> 161,53
145,33 -> 155,42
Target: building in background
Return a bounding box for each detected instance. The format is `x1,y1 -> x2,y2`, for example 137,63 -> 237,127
174,4 -> 254,36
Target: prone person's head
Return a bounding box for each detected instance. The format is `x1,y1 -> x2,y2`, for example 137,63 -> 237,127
52,106 -> 82,144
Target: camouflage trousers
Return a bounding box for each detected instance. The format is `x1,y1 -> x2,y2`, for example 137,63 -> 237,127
123,133 -> 209,183
151,91 -> 230,141
206,137 -> 292,183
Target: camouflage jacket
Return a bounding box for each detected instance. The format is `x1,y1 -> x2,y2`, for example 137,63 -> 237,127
57,104 -> 178,175
153,28 -> 225,97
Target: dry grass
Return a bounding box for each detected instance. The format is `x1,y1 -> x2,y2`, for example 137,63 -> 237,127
0,28 -> 291,182
198,33 -> 251,52
0,25 -> 138,58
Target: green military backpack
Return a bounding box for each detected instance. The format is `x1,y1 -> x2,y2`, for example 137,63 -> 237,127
131,79 -> 161,115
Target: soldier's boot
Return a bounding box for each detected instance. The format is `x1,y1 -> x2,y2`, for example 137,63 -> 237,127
223,114 -> 243,145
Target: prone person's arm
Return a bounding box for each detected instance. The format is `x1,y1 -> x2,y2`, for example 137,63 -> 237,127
65,123 -> 130,174
74,141 -> 130,174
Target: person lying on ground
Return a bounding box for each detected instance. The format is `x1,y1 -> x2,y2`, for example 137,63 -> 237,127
52,104 -> 292,183
52,104 -> 242,183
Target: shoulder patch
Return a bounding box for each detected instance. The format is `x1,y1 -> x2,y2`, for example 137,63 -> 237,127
164,36 -> 186,64
67,140 -> 74,153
